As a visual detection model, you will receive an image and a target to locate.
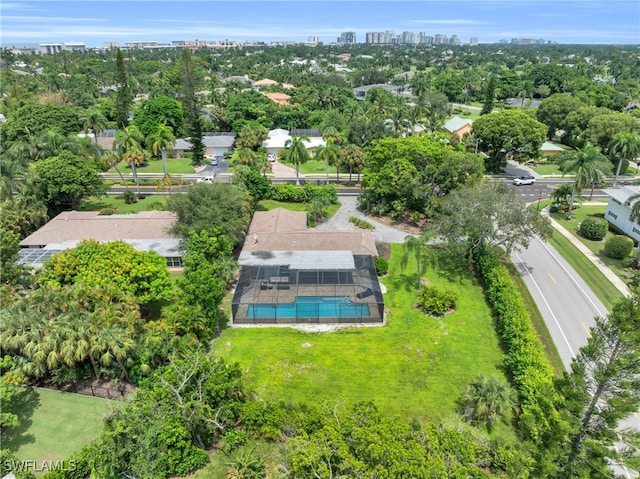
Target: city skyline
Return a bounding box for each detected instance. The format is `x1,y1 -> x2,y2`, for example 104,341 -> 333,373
1,0 -> 639,47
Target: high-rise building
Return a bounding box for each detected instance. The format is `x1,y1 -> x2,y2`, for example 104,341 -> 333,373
470,37 -> 478,46
338,32 -> 356,44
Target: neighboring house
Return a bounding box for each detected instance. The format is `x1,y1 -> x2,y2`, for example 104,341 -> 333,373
232,208 -> 384,325
252,78 -> 278,90
541,141 -> 565,157
262,129 -> 325,157
18,211 -> 183,268
353,83 -> 408,100
603,186 -> 640,242
174,132 -> 235,158
264,92 -> 291,105
443,116 -> 473,138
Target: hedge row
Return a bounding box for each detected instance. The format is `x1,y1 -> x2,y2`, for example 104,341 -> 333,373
271,183 -> 337,203
474,249 -> 559,440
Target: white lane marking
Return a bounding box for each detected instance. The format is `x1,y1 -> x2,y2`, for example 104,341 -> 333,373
513,250 -> 575,359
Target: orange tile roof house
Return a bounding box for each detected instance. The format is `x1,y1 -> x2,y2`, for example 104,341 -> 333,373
252,78 -> 278,89
18,210 -> 183,268
443,116 -> 473,138
264,92 -> 291,105
232,208 -> 384,325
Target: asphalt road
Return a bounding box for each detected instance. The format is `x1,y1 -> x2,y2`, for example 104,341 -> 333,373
510,236 -> 607,369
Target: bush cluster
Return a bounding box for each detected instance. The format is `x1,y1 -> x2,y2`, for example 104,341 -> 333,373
474,249 -> 558,440
270,183 -> 337,203
417,285 -> 457,317
579,217 -> 607,241
604,235 -> 634,259
349,216 -> 375,230
374,256 -> 388,276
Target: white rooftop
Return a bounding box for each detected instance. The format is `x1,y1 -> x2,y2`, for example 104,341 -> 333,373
238,250 -> 355,270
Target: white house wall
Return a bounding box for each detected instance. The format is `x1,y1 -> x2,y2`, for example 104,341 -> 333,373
605,198 -> 640,242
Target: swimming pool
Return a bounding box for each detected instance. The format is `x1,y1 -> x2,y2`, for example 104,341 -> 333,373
246,296 -> 370,319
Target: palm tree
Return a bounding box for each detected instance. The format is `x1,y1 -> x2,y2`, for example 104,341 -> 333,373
341,144 -> 365,183
235,147 -> 257,167
148,124 -> 175,177
401,232 -> 433,290
559,146 -> 610,219
609,132 -> 640,187
406,105 -> 424,136
390,105 -> 408,137
101,150 -> 128,190
113,125 -> 145,197
314,142 -> 340,184
81,108 -> 108,145
461,374 -> 515,429
283,135 -> 310,186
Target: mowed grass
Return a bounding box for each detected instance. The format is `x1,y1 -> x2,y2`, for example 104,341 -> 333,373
280,159 -> 337,176
211,244 -> 507,422
80,194 -> 167,214
109,157 -> 195,175
257,200 -> 341,219
3,387 -> 111,472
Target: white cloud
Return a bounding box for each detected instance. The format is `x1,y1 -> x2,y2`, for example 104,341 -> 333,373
409,19 -> 490,25
3,15 -> 104,23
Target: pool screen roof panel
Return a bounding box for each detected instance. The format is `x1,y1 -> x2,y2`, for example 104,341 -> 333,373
238,250 -> 355,270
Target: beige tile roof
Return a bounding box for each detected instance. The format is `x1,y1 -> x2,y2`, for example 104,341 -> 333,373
20,210 -> 177,246
264,92 -> 291,105
253,78 -> 278,87
243,208 -> 377,256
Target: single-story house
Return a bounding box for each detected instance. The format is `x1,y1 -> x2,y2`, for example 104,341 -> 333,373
603,186 -> 640,242
252,78 -> 278,90
353,83 -> 408,101
18,210 -> 183,268
264,92 -> 291,105
541,141 -> 565,157
232,208 -> 384,324
443,116 -> 473,138
262,129 -> 325,157
174,132 -> 235,158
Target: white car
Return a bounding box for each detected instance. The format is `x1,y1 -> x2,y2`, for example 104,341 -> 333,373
513,175 -> 536,186
268,153 -> 277,162
197,176 -> 214,184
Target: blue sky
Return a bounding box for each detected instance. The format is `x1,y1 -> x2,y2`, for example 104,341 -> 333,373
1,0 -> 638,46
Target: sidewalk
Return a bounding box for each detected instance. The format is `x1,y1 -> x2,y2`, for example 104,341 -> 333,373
541,206 -> 631,297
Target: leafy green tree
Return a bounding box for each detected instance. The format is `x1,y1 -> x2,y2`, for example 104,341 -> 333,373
430,182 -> 552,257
609,131 -> 640,187
81,107 -> 108,144
2,103 -> 82,144
235,124 -> 269,151
559,146 -> 610,218
558,291 -> 640,478
586,111 -> 640,155
283,135 -> 310,186
114,48 -> 132,129
31,151 -> 106,214
37,240 -> 172,304
132,95 -> 184,141
536,93 -> 586,140
166,183 -> 251,245
480,75 -> 496,115
460,374 -> 515,429
472,109 -> 547,172
148,123 -> 176,177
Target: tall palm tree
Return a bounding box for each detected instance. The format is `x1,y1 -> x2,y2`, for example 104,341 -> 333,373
101,150 -> 128,190
461,374 -> 515,429
113,125 -> 145,197
235,147 -> 257,167
609,132 -> 640,187
559,146 -> 610,219
283,135 -> 310,186
314,142 -> 340,184
401,232 -> 433,290
406,105 -> 424,136
81,108 -> 108,145
148,124 -> 175,177
341,144 -> 365,183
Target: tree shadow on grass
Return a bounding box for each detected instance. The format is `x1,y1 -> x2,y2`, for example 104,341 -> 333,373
2,387 -> 40,451
427,247 -> 474,284
385,272 -> 417,294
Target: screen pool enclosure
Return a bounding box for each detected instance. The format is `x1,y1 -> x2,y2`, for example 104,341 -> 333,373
232,254 -> 384,324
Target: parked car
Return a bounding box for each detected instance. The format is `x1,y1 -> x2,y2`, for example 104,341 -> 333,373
268,153 -> 277,162
197,176 -> 214,184
210,157 -> 219,166
513,175 -> 536,186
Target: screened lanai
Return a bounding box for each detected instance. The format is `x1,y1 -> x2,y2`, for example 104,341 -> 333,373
232,252 -> 384,324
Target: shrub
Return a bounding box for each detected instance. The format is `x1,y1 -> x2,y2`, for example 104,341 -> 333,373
270,184 -> 336,203
604,235 -> 634,259
417,285 -> 457,317
122,190 -> 137,204
374,257 -> 388,276
98,206 -> 118,215
349,217 -> 375,230
579,217 -> 608,241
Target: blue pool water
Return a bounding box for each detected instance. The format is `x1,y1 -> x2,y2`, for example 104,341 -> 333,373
247,296 -> 370,319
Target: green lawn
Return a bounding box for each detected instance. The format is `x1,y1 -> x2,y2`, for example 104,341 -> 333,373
79,194 -> 167,214
257,199 -> 341,220
109,157 -> 195,175
3,387 -> 111,474
280,159 -> 337,176
211,244 -> 509,423
550,205 -> 633,289
532,164 -> 563,176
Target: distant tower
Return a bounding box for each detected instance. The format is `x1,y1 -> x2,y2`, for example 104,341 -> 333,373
338,32 -> 356,44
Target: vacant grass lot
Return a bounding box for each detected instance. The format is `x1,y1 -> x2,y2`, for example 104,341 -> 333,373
3,387 -> 111,474
279,158 -> 337,176
80,194 -> 167,214
109,157 -> 195,175
212,244 -> 507,423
